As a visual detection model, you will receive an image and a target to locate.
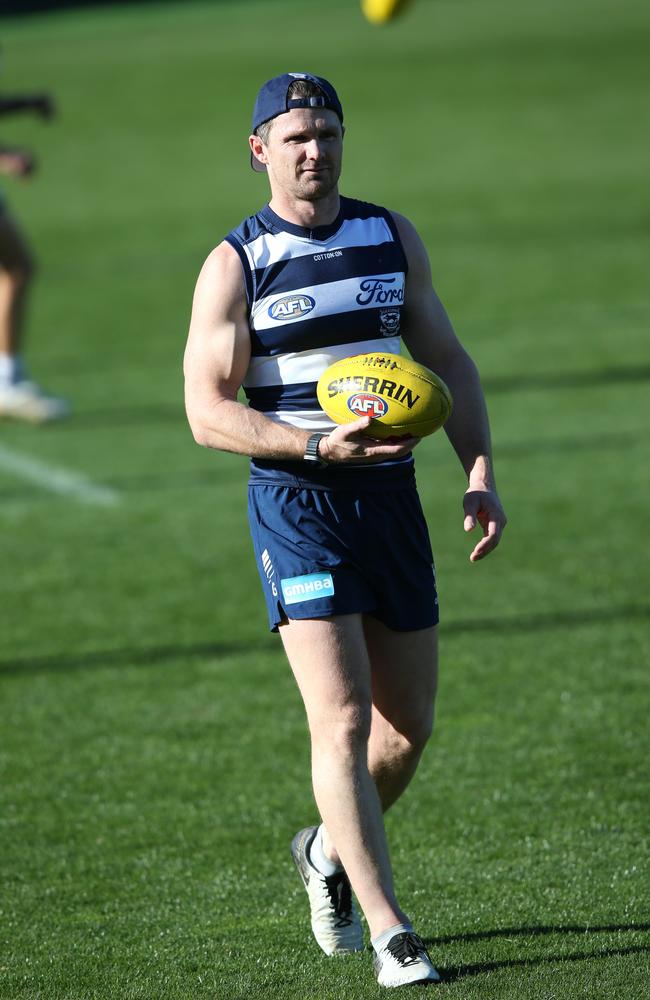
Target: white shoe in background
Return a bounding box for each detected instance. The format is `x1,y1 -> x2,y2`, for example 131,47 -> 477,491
0,380 -> 70,423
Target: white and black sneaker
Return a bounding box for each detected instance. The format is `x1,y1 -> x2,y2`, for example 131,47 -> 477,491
291,826 -> 364,955
373,930 -> 441,988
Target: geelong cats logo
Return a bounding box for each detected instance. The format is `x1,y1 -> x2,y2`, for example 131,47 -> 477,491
379,308 -> 401,336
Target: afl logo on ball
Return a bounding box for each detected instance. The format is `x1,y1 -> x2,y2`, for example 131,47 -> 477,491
268,294 -> 315,321
347,393 -> 389,418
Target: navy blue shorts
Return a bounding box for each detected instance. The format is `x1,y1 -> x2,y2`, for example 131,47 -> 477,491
247,474 -> 438,633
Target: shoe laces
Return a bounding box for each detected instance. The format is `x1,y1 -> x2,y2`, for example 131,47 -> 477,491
386,931 -> 429,967
323,871 -> 354,928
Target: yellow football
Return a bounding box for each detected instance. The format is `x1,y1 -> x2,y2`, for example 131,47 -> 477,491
317,352 -> 452,439
361,0 -> 413,25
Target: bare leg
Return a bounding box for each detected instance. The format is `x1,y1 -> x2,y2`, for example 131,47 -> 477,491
0,212 -> 67,421
365,618 -> 438,811
0,211 -> 34,359
280,613 -> 409,939
318,619 -> 437,864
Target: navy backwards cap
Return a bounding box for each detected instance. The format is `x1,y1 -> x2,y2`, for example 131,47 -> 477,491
250,72 -> 344,172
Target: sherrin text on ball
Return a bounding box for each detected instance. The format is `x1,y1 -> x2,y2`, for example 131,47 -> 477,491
317,353 -> 452,439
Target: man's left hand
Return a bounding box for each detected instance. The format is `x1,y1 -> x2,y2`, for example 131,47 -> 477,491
463,487 -> 507,562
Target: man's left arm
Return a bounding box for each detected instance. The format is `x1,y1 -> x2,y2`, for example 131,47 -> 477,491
392,211 -> 507,562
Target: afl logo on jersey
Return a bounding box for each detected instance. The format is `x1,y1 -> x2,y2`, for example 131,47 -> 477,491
347,393 -> 389,418
268,294 -> 316,321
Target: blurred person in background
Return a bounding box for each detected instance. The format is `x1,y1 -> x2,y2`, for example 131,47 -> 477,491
0,84 -> 69,422
185,72 -> 506,988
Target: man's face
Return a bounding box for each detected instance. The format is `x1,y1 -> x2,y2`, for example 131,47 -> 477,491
251,107 -> 344,202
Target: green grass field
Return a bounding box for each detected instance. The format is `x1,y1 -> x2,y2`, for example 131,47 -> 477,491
1,0 -> 649,997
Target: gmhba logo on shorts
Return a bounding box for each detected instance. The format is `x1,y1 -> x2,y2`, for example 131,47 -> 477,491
268,294 -> 315,321
281,572 -> 335,605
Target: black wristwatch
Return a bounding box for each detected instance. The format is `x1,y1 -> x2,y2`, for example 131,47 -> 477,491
303,432 -> 328,466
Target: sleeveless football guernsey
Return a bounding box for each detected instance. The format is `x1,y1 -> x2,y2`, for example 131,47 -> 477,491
225,196 -> 412,485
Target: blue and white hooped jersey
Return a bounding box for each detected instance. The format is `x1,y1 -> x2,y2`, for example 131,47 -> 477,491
225,196 -> 411,483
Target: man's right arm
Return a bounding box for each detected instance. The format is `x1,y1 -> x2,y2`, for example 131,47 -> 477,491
184,241 -> 309,459
183,241 -> 418,465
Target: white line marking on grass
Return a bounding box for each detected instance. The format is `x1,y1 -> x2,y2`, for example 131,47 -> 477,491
0,443 -> 120,507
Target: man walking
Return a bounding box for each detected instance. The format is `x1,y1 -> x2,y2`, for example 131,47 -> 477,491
184,72 -> 506,987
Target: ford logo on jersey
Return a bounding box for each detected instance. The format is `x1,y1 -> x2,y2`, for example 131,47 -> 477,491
268,293 -> 316,320
347,392 -> 389,418
356,277 -> 404,307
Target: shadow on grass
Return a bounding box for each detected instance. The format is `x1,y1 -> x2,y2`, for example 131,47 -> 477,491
57,403 -> 185,429
427,923 -> 650,982
496,428 -> 644,457
443,603 -> 650,637
433,921 -> 650,945
440,944 -> 650,982
438,945 -> 650,983
483,363 -> 650,394
0,638 -> 276,677
1,604 -> 648,677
